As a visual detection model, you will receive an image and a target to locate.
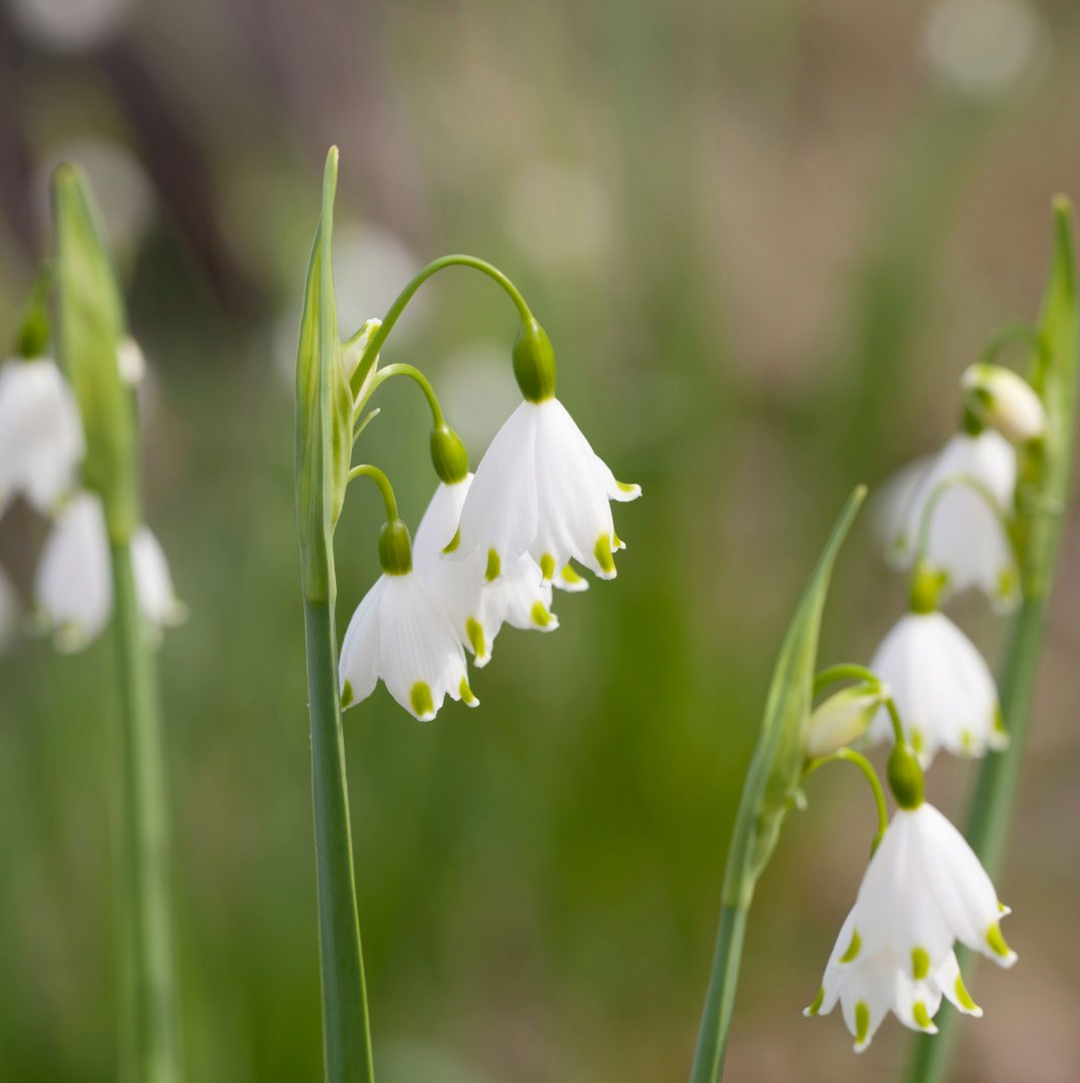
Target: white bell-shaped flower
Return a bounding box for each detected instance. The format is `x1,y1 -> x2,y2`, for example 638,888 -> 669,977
887,430 -> 1019,609
452,397 -> 640,584
961,363 -> 1046,443
0,357 -> 84,516
868,610 -> 1006,765
806,908 -> 982,1051
415,474 -> 558,667
34,492 -> 184,651
339,565 -> 478,721
807,802 -> 1014,1051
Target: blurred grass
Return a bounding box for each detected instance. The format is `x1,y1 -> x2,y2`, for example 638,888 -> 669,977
2,1 -> 1080,1081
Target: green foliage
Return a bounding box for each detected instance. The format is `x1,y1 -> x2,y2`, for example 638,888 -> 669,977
51,165 -> 136,539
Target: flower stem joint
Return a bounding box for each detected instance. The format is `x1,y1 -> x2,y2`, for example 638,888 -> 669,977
513,317 -> 557,403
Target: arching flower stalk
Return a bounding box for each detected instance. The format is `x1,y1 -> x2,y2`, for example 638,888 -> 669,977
294,148 -> 640,1082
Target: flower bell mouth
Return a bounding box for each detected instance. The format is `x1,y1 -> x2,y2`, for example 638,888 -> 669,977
32,492 -> 184,652
868,610 -> 1007,766
451,397 -> 640,586
338,567 -> 477,722
808,802 -> 1014,1050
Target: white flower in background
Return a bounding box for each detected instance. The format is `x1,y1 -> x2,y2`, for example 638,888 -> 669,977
117,336 -> 147,385
806,908 -> 982,1051
868,611 -> 1006,765
339,568 -> 478,721
454,397 -> 640,583
806,685 -> 885,760
0,357 -> 84,516
34,492 -> 184,652
924,0 -> 1046,99
807,803 -> 1014,1050
0,562 -> 20,653
961,363 -> 1046,443
886,429 -> 1019,609
414,475 -> 557,668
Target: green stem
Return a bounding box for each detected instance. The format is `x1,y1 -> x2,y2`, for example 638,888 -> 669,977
304,592 -> 375,1083
689,904 -> 748,1083
802,748 -> 890,852
812,663 -> 881,698
348,255 -> 533,398
361,364 -> 445,426
110,539 -> 179,1083
979,324 -> 1049,369
914,473 -> 1011,567
346,465 -> 398,522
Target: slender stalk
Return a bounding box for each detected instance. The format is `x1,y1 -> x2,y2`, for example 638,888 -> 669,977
802,748 -> 890,852
110,539 -> 179,1083
349,255 -> 533,397
690,904 -> 749,1083
303,593 -> 374,1083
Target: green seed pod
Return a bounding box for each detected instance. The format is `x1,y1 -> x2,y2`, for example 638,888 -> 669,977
430,423 -> 469,484
378,518 -> 413,575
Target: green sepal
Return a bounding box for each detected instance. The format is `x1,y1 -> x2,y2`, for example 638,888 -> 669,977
720,487 -> 866,908
378,519 -> 413,575
430,423 -> 469,484
295,148 -> 353,601
888,740 -> 925,809
1015,198 -> 1080,598
513,317 -> 557,402
51,164 -> 136,540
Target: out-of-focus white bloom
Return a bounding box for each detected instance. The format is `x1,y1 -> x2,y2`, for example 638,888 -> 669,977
961,363 -> 1046,442
438,342 -> 522,453
414,475 -> 557,668
9,0 -> 131,53
454,398 -> 640,583
506,161 -> 612,269
0,357 -> 85,516
868,611 -> 1006,766
339,569 -> 477,721
117,336 -> 147,385
342,319 -> 382,389
806,686 -> 885,759
0,562 -> 20,653
886,430 -> 1019,609
924,0 -> 1046,99
33,493 -> 184,652
807,803 -> 1014,1051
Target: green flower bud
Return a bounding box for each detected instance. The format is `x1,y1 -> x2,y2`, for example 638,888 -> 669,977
430,423 -> 469,484
378,518 -> 413,575
806,684 -> 882,759
513,317 -> 557,403
887,740 -> 925,810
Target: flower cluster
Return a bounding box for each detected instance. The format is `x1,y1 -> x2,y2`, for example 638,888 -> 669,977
0,346 -> 183,652
337,317 -> 640,721
804,358 -> 1043,1051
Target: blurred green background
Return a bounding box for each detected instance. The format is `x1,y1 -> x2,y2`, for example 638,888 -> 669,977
2,0 -> 1079,1080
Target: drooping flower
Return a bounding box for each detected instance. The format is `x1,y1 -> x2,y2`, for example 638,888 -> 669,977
338,555 -> 478,721
453,397 -> 640,583
0,357 -> 85,516
867,610 -> 1006,765
806,802 -> 1014,1051
806,908 -> 982,1051
961,362 -> 1046,442
33,492 -> 184,651
886,429 -> 1018,609
414,474 -> 557,667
